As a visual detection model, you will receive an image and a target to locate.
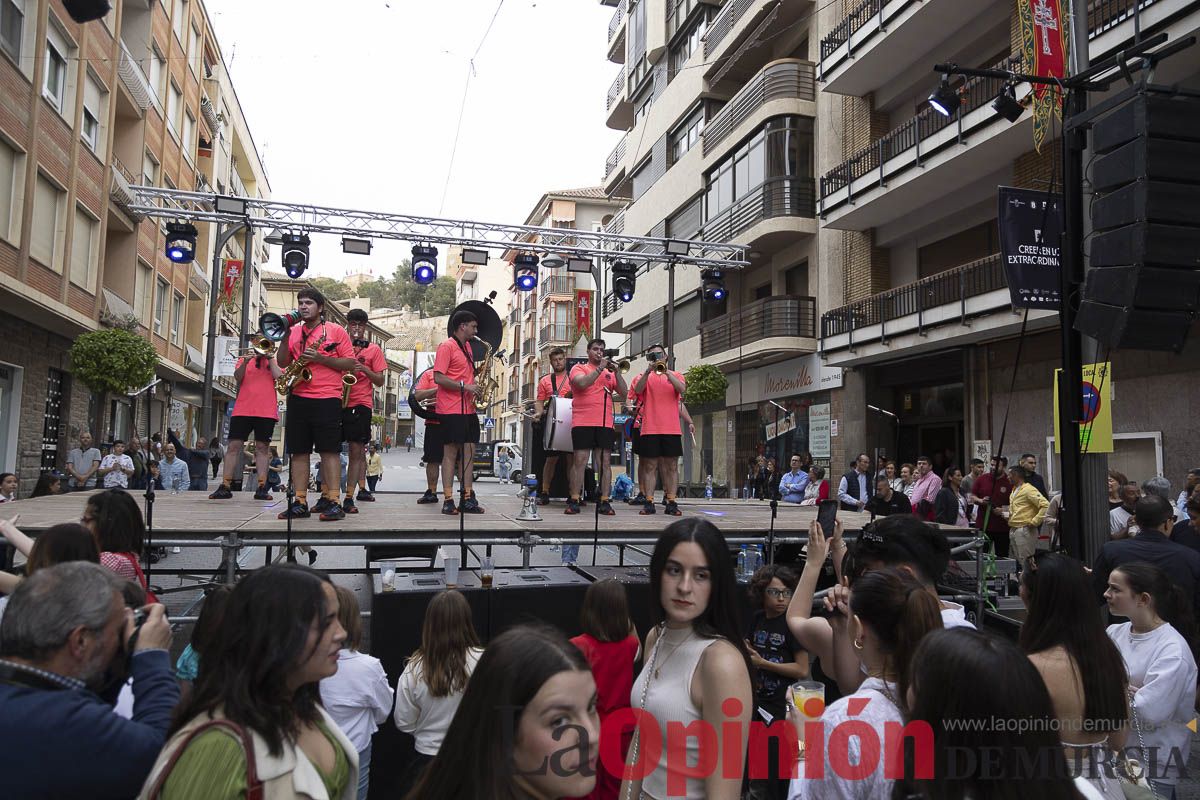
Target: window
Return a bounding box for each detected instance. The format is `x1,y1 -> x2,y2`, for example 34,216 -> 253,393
167,81 -> 181,136
149,46 -> 165,102
668,10 -> 709,79
134,260 -> 152,324
172,0 -> 188,43
43,38 -> 66,111
188,25 -> 200,75
670,105 -> 705,165
704,116 -> 813,222
81,74 -> 107,153
153,278 -> 168,336
0,136 -> 23,242
142,151 -> 159,186
31,173 -> 64,271
170,292 -> 183,344
1,0 -> 22,60
69,207 -> 97,290
182,111 -> 195,160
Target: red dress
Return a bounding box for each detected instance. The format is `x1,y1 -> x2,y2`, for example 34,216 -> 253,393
569,632 -> 639,800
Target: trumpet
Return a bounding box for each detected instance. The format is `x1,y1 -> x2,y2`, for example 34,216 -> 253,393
652,360 -> 668,375
606,358 -> 632,374
340,373 -> 358,409
232,335 -> 277,358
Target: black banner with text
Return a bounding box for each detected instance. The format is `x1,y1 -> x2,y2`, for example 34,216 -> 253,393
998,186 -> 1063,310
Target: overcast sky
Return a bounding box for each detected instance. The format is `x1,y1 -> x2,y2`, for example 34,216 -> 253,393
203,0 -> 621,280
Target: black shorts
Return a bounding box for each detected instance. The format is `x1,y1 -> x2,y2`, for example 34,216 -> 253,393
285,395 -> 342,455
228,415 -> 275,443
639,434 -> 683,459
422,421 -> 444,464
440,414 -> 480,445
342,405 -> 372,444
572,426 -> 615,451
630,426 -> 641,456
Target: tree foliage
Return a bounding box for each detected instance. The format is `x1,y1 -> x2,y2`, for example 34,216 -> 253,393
683,364 -> 729,407
354,259 -> 456,317
70,329 -> 158,396
309,276 -> 353,301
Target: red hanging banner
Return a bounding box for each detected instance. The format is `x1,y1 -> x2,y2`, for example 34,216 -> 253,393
575,289 -> 594,340
1018,0 -> 1071,152
221,259 -> 243,306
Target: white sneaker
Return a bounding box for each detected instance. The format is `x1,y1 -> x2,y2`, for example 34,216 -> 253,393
171,546 -> 181,554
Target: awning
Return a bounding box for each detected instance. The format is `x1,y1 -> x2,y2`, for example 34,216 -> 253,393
550,199 -> 576,223
185,345 -> 205,374
101,289 -> 135,322
709,4 -> 780,86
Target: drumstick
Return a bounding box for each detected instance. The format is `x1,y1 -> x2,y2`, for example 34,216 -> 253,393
690,431 -> 697,447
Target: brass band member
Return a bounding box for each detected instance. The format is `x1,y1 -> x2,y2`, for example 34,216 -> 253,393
630,344 -> 686,516
276,288 -> 356,521
209,340 -> 282,501
342,309 -> 387,513
533,347 -> 572,504
413,370 -> 444,505
433,310 -> 484,515
566,338 -> 628,516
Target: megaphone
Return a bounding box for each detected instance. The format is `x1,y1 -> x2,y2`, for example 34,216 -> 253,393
260,311 -> 301,342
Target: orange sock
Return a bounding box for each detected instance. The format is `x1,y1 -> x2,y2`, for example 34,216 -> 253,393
601,495 -> 610,502
666,494 -> 676,502
222,477 -> 232,488
295,488 -> 308,504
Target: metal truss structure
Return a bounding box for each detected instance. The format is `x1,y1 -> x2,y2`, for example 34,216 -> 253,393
128,186 -> 750,270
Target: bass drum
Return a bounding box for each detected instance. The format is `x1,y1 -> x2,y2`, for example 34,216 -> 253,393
542,397 -> 574,453
407,368 -> 435,420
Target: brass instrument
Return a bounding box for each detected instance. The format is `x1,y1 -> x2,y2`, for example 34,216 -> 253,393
653,360 -> 668,375
607,358 -> 632,374
471,335 -> 498,412
275,330 -> 327,395
233,335 -> 277,358
340,373 -> 358,409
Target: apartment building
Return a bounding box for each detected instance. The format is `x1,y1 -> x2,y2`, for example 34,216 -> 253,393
501,188 -> 626,450
0,0 -> 269,491
599,0 -> 833,493
815,0 -> 1200,486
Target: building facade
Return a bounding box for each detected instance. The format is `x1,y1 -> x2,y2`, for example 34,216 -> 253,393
0,0 -> 270,493
814,0 -> 1200,489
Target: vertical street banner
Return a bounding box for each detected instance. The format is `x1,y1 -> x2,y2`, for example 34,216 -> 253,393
1053,361 -> 1114,453
221,259 -> 243,306
1017,0 -> 1070,152
214,335 -> 239,377
998,186 -> 1063,309
575,289 -> 594,340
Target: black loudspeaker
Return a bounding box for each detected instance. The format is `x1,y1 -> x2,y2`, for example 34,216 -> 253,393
487,567 -> 592,639
1077,89 -> 1200,352
62,0 -> 111,23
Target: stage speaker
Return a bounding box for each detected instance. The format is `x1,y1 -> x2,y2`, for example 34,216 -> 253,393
1078,89 -> 1200,352
488,567 -> 592,638
575,565 -> 655,641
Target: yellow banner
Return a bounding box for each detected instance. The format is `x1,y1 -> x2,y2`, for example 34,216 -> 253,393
1053,361 -> 1113,453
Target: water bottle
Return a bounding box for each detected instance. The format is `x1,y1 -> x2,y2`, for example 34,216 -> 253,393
705,475 -> 713,500
737,545 -> 748,581
754,544 -> 765,573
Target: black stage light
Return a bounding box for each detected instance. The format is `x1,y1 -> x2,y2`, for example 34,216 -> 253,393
63,0 -> 111,23
514,254 -> 539,292
165,222 -> 198,264
929,77 -> 959,117
702,268 -> 727,303
412,245 -> 438,285
281,233 -> 311,279
612,261 -> 637,303
992,83 -> 1024,123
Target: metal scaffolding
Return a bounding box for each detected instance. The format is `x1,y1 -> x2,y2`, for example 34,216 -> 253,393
128,186 -> 750,270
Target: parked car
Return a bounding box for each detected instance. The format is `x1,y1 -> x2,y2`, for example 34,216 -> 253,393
473,441 -> 523,483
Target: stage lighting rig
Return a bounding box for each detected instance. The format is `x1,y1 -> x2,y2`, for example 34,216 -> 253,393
281,233 -> 311,279
165,222 -> 198,264
514,253 -> 539,292
412,245 -> 438,285
612,261 -> 637,303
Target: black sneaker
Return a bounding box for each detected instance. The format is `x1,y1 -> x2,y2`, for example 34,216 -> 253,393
311,497 -> 334,514
342,498 -> 358,515
565,499 -> 581,515
441,499 -> 458,515
665,500 -> 682,516
278,501 -> 310,519
208,485 -> 233,500
319,504 -> 346,522
537,494 -> 551,505
598,500 -> 616,516
418,490 -> 440,504
253,487 -> 272,501
639,500 -> 656,516
357,490 -> 376,502
461,496 -> 484,514
629,493 -> 647,506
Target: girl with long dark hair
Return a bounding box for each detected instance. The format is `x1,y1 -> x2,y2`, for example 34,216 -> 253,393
893,628 -> 1089,800
82,489 -> 150,595
394,589 -> 484,791
139,565 -> 356,799
621,518 -> 753,800
1019,553 -> 1127,799
406,624 -> 599,800
793,567 -> 942,800
29,471 -> 61,498
1105,563 -> 1199,799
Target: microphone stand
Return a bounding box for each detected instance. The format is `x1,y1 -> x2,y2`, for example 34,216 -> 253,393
767,499 -> 778,565
128,379 -> 162,583
285,481 -> 296,563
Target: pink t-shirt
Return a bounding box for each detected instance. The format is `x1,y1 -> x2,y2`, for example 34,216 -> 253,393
346,342 -> 386,410
632,371 -> 685,435
285,322 -> 354,400
537,372 -> 571,401
433,337 -> 477,415
232,356 -> 279,420
570,363 -> 617,428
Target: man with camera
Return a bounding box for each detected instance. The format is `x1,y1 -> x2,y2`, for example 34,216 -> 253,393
567,338 -> 628,516
629,344 -> 686,517
0,562 -> 178,798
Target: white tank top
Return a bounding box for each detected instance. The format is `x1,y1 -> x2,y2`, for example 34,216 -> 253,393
630,625 -> 721,799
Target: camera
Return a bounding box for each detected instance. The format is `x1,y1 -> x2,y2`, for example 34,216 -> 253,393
604,348 -> 620,359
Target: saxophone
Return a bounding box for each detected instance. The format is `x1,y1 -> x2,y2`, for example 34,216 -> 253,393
276,330 -> 327,395
471,335 -> 498,412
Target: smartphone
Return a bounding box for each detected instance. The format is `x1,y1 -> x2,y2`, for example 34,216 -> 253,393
817,499 -> 838,535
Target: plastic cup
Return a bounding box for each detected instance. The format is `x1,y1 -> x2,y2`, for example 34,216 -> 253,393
444,557 -> 460,588
380,566 -> 395,592
481,556 -> 494,588
789,680 -> 826,742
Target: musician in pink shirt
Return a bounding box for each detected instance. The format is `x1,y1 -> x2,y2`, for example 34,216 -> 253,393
630,344 -> 686,517
567,339 -> 628,516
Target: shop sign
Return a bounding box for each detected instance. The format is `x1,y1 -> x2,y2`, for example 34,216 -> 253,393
728,354 -> 843,407
809,403 -> 831,459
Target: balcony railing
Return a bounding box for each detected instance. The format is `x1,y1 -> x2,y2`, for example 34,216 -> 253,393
507,389 -> 519,407
607,69 -> 625,112
702,60 -> 815,156
603,290 -> 620,318
820,55 -> 1012,202
540,275 -> 576,298
605,208 -> 626,235
819,0 -> 881,63
521,382 -> 535,401
704,0 -> 755,57
200,93 -> 219,131
700,295 -> 817,357
117,41 -> 153,112
605,135 -> 627,179
608,0 -> 627,41
540,323 -> 575,347
109,155 -> 144,220
820,253 -> 1005,339
522,337 -> 536,356
701,178 -> 815,243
